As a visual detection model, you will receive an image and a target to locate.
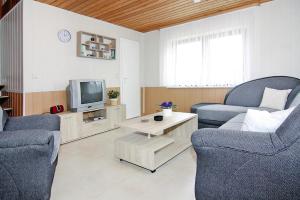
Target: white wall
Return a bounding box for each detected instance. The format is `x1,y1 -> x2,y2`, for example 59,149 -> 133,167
23,0 -> 144,92
143,0 -> 300,86
142,30 -> 160,87
21,0 -> 300,90
251,0 -> 300,79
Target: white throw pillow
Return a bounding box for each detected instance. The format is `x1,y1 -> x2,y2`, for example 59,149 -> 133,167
259,87 -> 292,110
241,107 -> 295,132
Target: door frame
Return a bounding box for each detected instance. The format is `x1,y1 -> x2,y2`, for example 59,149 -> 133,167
119,38 -> 141,119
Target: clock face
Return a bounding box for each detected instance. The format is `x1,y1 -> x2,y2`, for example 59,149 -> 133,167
58,29 -> 71,43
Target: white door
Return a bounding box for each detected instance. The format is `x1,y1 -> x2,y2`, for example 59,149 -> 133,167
120,38 -> 141,119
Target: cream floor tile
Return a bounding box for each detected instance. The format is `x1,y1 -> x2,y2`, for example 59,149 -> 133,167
51,128 -> 197,200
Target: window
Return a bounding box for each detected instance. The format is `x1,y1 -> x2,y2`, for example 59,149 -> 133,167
162,29 -> 246,87
175,39 -> 203,86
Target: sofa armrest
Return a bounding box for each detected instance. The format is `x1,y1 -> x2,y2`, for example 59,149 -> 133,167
192,128 -> 284,155
4,114 -> 60,132
0,129 -> 54,148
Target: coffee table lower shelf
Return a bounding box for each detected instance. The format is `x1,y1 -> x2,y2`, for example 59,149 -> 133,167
115,132 -> 192,172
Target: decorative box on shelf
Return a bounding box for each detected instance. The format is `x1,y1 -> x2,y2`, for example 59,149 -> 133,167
77,31 -> 116,60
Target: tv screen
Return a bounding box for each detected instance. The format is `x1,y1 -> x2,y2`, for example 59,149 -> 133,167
80,81 -> 103,104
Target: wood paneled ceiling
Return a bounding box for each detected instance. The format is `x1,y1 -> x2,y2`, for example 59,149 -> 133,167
35,0 -> 271,32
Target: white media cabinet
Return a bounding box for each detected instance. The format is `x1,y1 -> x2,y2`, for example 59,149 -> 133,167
58,105 -> 126,144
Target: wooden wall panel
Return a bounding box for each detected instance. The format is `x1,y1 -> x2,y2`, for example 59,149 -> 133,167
142,87 -> 230,115
25,91 -> 67,116
24,87 -> 229,116
25,87 -> 120,115
2,91 -> 23,116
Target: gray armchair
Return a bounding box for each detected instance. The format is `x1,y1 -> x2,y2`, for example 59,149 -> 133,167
192,105 -> 300,200
0,114 -> 60,200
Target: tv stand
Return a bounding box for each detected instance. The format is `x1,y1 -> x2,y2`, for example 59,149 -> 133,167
58,105 -> 126,144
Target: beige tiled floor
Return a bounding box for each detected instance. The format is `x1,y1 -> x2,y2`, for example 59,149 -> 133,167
51,128 -> 197,200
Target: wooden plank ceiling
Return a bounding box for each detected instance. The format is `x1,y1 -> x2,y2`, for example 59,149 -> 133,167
35,0 -> 271,32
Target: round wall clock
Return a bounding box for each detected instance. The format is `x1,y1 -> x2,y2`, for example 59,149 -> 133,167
57,29 -> 71,43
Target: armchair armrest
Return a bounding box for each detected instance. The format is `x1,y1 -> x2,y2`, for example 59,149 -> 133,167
192,128 -> 284,155
0,129 -> 54,148
4,114 -> 60,131
0,130 -> 56,200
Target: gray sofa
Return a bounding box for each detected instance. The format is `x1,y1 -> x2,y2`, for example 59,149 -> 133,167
0,114 -> 60,200
192,105 -> 300,200
191,76 -> 300,128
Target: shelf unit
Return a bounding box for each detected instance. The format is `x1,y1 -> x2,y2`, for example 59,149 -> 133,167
77,31 -> 116,60
0,96 -> 9,104
0,84 -> 13,114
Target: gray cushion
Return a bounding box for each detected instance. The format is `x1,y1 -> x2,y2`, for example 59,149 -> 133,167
195,104 -> 277,124
4,114 -> 60,131
219,113 -> 245,130
275,105 -> 300,146
288,92 -> 300,108
286,85 -> 300,108
219,106 -> 300,132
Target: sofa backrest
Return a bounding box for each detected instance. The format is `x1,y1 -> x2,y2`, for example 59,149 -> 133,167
285,85 -> 300,109
275,105 -> 300,147
224,76 -> 300,107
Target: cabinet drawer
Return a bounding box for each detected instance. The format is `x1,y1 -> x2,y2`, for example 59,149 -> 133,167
107,105 -> 126,128
60,115 -> 79,143
81,119 -> 110,136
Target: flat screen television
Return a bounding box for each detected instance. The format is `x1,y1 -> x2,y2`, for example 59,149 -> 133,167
68,79 -> 106,112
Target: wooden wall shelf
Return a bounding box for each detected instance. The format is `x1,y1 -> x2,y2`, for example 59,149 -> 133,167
3,108 -> 13,112
0,84 -> 13,114
0,96 -> 9,104
77,31 -> 116,60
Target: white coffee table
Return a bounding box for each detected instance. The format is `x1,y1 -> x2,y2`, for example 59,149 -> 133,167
114,112 -> 197,172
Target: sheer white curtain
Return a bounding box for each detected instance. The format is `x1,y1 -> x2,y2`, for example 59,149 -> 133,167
160,9 -> 253,87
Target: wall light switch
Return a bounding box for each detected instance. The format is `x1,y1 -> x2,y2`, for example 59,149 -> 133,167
32,74 -> 39,79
